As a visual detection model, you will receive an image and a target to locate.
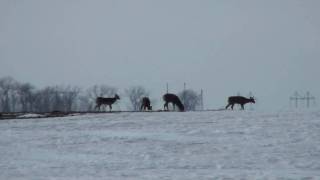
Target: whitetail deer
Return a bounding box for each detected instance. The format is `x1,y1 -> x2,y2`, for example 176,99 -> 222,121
95,94 -> 120,111
140,97 -> 152,111
163,93 -> 184,112
225,96 -> 255,110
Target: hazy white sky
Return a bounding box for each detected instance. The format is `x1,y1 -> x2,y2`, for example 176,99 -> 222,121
1,0 -> 319,110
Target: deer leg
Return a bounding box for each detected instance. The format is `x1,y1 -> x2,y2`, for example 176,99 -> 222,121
226,104 -> 230,109
164,102 -> 168,111
109,105 -> 112,111
241,104 -> 244,110
140,104 -> 144,111
173,103 -> 176,111
231,104 -> 234,110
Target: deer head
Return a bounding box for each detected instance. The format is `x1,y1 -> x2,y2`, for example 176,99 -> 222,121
115,94 -> 120,100
250,97 -> 256,103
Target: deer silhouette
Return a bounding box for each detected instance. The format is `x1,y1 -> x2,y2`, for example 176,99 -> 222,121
95,94 -> 120,111
225,96 -> 255,110
163,93 -> 184,112
140,97 -> 152,111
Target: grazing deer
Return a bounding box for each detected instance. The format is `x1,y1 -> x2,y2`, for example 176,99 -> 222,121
163,93 -> 185,112
225,96 -> 255,110
95,94 -> 120,111
140,97 -> 152,111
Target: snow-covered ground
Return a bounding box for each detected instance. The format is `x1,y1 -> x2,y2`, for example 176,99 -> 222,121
1,110 -> 320,179
17,113 -> 45,118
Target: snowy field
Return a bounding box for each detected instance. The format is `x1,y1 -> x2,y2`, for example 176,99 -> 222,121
1,110 -> 320,180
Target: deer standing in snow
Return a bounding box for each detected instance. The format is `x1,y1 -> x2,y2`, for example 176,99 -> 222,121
95,94 -> 120,111
225,96 -> 255,110
163,93 -> 185,112
140,97 -> 152,111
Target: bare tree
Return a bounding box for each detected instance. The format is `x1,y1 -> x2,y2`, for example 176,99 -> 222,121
63,86 -> 81,112
33,86 -> 55,112
17,83 -> 35,112
0,76 -> 19,112
31,85 -> 81,112
179,89 -> 200,111
78,93 -> 91,111
0,77 -> 83,112
0,77 -> 124,113
125,86 -> 149,111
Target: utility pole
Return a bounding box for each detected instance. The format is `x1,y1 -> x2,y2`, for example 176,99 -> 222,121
166,83 -> 169,94
289,91 -> 316,109
200,89 -> 204,111
301,91 -> 316,108
183,82 -> 186,106
290,91 -> 301,108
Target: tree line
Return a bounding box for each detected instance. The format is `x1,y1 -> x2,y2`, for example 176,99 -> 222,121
0,76 -> 202,113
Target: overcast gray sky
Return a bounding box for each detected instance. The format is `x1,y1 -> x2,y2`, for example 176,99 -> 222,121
1,0 -> 319,110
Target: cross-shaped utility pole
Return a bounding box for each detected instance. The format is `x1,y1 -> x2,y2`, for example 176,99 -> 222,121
290,91 -> 316,108
301,91 -> 316,108
290,91 -> 301,108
